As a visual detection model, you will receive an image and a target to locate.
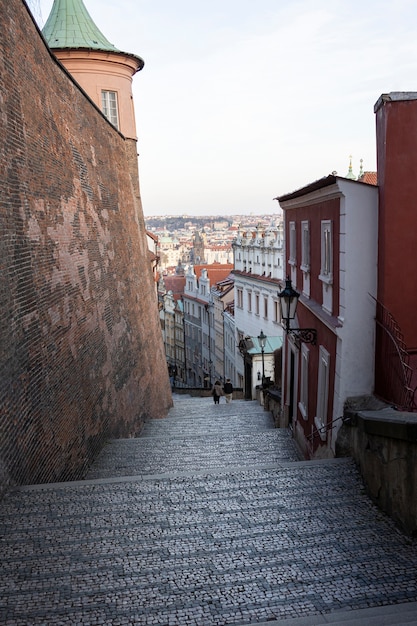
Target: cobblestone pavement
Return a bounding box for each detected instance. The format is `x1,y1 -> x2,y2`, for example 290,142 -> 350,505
1,395 -> 417,625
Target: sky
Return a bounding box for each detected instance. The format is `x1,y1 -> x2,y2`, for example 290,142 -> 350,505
33,0 -> 417,216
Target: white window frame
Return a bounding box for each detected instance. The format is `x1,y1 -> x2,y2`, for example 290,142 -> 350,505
247,291 -> 252,313
101,90 -> 119,129
300,220 -> 310,273
315,346 -> 330,441
289,221 -> 296,266
237,288 -> 243,309
298,343 -> 309,420
263,296 -> 268,319
319,220 -> 333,284
273,300 -> 280,323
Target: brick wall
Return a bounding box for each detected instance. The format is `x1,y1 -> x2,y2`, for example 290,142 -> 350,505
0,0 -> 172,493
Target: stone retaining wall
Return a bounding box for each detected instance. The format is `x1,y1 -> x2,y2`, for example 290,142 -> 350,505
338,408 -> 417,536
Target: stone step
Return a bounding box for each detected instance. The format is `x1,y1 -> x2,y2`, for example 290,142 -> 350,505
256,600 -> 417,624
85,430 -> 300,479
1,394 -> 417,625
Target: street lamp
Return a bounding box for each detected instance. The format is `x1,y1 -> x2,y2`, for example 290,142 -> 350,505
258,330 -> 267,382
278,277 -> 317,345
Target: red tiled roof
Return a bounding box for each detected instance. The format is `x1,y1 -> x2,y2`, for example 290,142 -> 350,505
194,264 -> 234,284
358,171 -> 378,185
164,276 -> 186,298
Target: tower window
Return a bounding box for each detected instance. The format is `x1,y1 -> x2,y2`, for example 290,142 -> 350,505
101,90 -> 119,129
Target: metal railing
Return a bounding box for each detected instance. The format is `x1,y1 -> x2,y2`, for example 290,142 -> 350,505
374,299 -> 417,412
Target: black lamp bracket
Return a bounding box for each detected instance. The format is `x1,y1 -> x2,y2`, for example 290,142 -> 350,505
288,328 -> 317,345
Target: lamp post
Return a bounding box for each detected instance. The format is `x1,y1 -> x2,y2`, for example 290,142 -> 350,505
258,330 -> 267,383
278,277 -> 317,345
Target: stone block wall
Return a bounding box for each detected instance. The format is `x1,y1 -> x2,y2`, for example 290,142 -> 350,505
338,408 -> 417,536
0,0 -> 172,493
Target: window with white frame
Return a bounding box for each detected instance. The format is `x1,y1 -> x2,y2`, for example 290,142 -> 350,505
315,346 -> 330,440
298,344 -> 309,420
301,221 -> 310,272
264,296 -> 268,319
289,221 -> 296,265
248,291 -> 252,313
273,300 -> 280,323
255,293 -> 260,316
101,90 -> 119,129
237,288 -> 243,308
319,220 -> 333,283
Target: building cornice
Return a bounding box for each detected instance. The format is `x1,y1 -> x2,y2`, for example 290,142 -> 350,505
278,183 -> 342,210
232,269 -> 282,287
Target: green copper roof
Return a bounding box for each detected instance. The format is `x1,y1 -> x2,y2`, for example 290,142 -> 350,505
345,155 -> 356,180
42,0 -> 120,51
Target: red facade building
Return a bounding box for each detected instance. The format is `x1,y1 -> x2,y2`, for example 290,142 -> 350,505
277,177 -> 378,459
277,91 -> 417,459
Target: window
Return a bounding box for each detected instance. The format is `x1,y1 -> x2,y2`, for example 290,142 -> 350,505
289,221 -> 296,265
315,347 -> 330,440
237,288 -> 243,308
301,221 -> 310,272
264,296 -> 268,319
248,291 -> 252,313
320,220 -> 333,282
101,90 -> 119,129
255,294 -> 260,316
298,344 -> 309,420
273,300 -> 280,323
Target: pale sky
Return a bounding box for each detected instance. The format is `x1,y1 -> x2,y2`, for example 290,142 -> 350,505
34,0 -> 417,216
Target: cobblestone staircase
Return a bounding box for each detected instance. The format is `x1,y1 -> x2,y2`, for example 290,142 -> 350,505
1,395 -> 416,625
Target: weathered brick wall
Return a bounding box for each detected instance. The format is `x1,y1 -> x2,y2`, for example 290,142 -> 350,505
0,0 -> 172,493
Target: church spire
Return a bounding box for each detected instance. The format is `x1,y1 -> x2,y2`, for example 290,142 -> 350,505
345,155 -> 356,180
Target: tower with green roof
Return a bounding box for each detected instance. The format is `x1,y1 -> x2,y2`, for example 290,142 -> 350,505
42,0 -> 144,141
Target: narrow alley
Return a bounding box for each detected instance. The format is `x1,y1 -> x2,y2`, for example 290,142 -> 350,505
1,395 -> 417,625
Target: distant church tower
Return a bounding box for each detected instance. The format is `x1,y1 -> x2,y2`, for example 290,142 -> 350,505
42,0 -> 145,209
192,231 -> 205,264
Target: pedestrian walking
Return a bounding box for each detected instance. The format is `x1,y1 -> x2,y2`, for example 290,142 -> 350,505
212,380 -> 223,404
223,378 -> 234,403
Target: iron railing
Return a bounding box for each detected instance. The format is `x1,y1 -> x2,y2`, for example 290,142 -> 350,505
374,299 -> 417,412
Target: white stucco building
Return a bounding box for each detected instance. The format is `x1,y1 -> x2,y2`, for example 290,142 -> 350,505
232,222 -> 285,397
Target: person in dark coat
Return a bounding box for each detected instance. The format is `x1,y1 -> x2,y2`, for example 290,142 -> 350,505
223,378 -> 234,403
